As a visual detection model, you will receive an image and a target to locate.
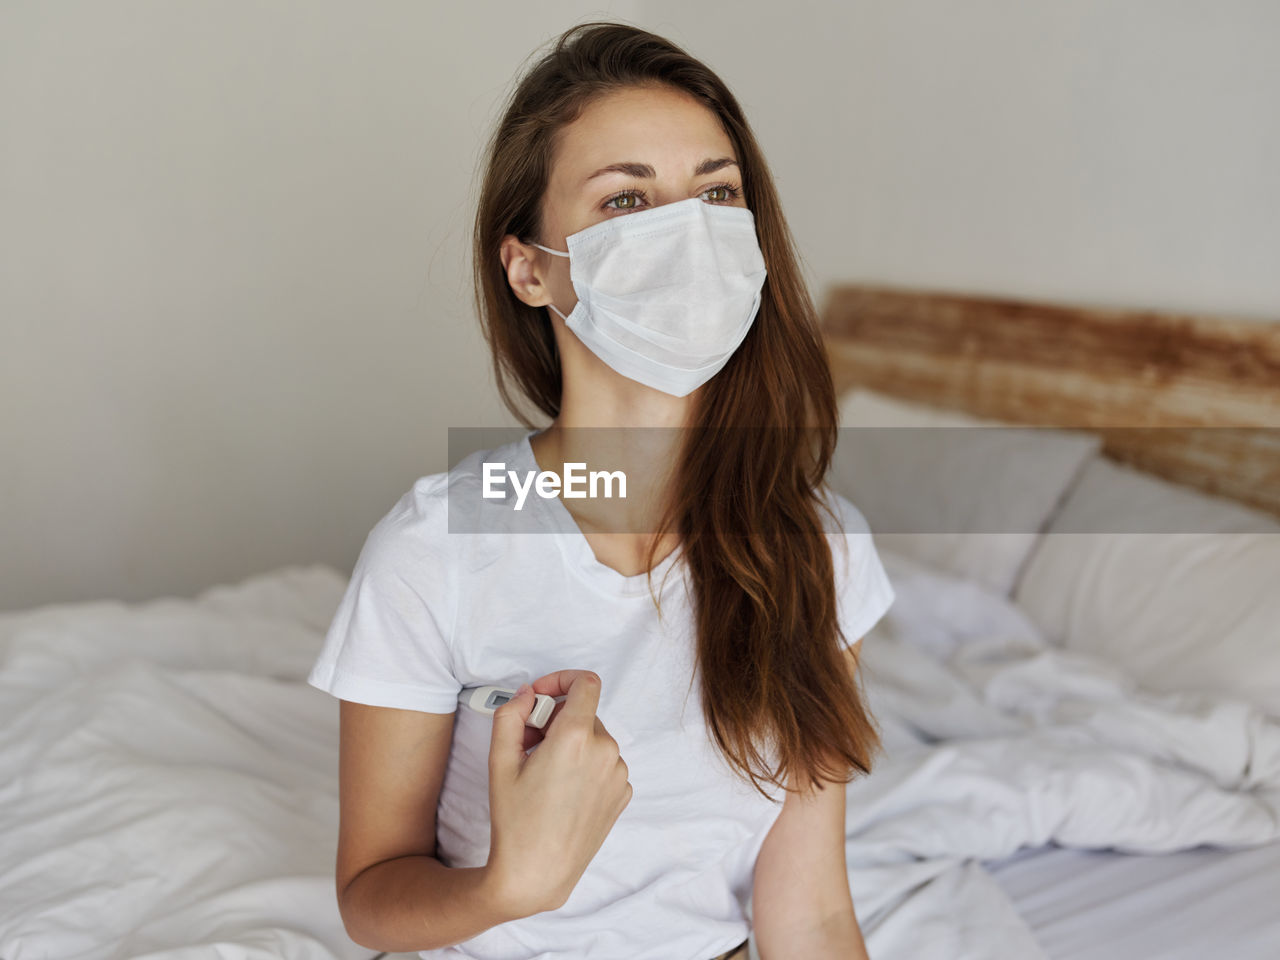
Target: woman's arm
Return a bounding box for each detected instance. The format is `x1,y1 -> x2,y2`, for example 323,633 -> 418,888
334,672 -> 633,952
750,640 -> 871,960
335,701 -> 525,952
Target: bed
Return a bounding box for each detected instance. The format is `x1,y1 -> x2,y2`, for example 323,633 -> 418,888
820,283 -> 1280,960
1,284 -> 1277,960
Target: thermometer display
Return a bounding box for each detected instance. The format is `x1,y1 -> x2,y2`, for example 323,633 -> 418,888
461,685 -> 557,728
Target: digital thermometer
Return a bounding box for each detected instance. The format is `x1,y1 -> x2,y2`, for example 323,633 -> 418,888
460,685 -> 560,729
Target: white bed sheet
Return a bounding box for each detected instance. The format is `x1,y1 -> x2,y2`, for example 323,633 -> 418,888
984,840 -> 1280,960
378,842 -> 1280,960
1,556 -> 1277,960
838,549 -> 1280,960
0,565 -> 366,960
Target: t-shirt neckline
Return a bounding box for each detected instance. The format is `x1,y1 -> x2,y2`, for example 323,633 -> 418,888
515,430 -> 685,599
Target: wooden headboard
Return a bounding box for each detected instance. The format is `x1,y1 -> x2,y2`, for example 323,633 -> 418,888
821,284 -> 1280,518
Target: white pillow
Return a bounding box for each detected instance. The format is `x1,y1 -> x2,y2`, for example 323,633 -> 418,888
1013,455 -> 1280,716
829,389 -> 1101,595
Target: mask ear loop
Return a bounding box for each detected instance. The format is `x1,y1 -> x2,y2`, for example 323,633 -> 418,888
530,242 -> 571,320
532,242 -> 569,258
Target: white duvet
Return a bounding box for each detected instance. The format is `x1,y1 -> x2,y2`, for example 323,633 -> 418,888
0,557 -> 1276,960
842,551 -> 1280,960
0,567 -> 359,960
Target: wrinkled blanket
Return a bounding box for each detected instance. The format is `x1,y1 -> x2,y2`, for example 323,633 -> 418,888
1,557 -> 1276,960
839,551 -> 1280,960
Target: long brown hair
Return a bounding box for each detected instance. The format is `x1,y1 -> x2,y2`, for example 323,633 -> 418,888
471,21 -> 880,796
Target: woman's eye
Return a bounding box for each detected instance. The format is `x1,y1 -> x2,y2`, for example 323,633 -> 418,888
602,188 -> 652,211
604,190 -> 644,211
601,182 -> 742,212
702,183 -> 742,203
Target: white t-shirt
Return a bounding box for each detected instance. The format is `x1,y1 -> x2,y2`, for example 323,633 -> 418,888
307,430 -> 895,960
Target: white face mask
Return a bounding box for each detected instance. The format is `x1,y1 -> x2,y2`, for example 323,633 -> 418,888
532,196 -> 767,397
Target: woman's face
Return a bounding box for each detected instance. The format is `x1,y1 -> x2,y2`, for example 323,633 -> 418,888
541,83 -> 747,245
504,82 -> 747,329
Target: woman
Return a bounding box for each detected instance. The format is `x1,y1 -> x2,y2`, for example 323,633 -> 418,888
308,21 -> 894,960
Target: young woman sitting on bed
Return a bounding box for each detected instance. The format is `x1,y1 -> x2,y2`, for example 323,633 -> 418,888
307,21 -> 895,960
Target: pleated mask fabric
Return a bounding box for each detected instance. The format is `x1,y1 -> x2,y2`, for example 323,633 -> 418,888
534,196 -> 768,397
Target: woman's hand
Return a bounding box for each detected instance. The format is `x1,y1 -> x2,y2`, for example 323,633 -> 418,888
484,670 -> 632,917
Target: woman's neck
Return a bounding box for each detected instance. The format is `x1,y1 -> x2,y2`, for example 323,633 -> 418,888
531,381 -> 698,574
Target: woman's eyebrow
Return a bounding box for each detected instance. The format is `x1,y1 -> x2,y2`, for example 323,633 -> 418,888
581,157 -> 739,185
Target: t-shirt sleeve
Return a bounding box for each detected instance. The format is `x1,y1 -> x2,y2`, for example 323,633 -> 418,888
307,484 -> 462,713
823,488 -> 896,648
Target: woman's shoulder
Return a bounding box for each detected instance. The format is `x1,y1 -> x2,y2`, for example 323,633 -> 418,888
365,434 -> 536,574
358,472 -> 455,577
816,483 -> 874,538
816,484 -> 896,642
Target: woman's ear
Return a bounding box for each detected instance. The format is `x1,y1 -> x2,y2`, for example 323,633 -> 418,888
497,230 -> 575,334
499,234 -> 557,310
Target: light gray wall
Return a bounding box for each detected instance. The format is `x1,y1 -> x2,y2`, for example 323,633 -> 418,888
0,1 -> 641,609
644,0 -> 1280,319
3,1 -> 1277,610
